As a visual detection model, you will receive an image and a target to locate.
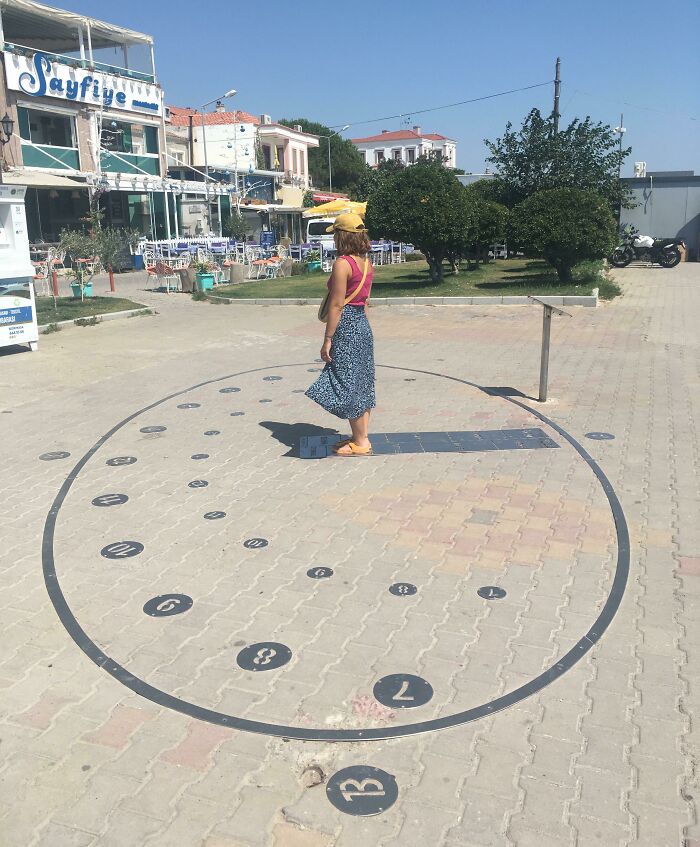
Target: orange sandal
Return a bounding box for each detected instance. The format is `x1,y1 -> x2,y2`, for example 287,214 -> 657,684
334,441 -> 373,457
331,437 -> 352,452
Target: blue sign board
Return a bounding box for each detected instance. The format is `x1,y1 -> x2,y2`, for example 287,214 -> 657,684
260,231 -> 275,248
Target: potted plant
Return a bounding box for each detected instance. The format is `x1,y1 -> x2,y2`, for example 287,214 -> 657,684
69,265 -> 94,299
191,260 -> 216,290
306,249 -> 321,272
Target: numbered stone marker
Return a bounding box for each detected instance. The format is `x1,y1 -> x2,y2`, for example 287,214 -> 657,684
143,594 -> 193,617
230,412 -> 245,417
236,642 -> 292,672
585,432 -> 615,441
204,430 -> 220,436
219,387 -> 241,394
389,582 -> 417,597
191,454 -> 209,460
92,494 -> 129,507
243,538 -> 268,550
140,426 -> 166,433
307,567 -> 334,580
477,586 -> 507,600
373,674 -> 433,709
188,479 -> 209,488
39,451 -> 70,461
101,541 -> 144,560
263,376 -> 282,381
204,511 -> 226,520
177,402 -> 201,409
106,456 -> 137,467
326,766 -> 398,816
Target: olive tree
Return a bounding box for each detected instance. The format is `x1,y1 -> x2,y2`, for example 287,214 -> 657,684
365,157 -> 475,282
509,188 -> 617,282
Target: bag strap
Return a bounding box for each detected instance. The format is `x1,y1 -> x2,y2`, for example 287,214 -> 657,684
342,257 -> 369,306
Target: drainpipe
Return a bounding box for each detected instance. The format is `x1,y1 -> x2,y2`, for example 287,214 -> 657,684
188,114 -> 194,171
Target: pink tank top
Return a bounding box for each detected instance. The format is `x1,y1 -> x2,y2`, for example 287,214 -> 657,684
326,255 -> 374,306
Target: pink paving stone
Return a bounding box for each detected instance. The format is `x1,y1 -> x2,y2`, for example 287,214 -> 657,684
160,721 -> 231,771
428,527 -> 458,544
82,704 -> 154,749
508,494 -> 535,508
13,693 -> 72,730
677,557 -> 700,576
519,528 -> 550,546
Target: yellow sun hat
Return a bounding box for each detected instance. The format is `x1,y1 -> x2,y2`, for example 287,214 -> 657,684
325,212 -> 367,233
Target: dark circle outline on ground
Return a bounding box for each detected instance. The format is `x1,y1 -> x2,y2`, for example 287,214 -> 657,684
41,361 -> 630,742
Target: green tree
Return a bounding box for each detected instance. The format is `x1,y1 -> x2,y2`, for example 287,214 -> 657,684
351,159 -> 405,202
509,188 -> 617,282
485,108 -> 631,211
302,189 -> 315,208
467,198 -> 509,266
365,157 -> 475,282
278,118 -> 365,193
222,210 -> 249,240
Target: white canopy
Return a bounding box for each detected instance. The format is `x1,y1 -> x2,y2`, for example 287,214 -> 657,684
0,0 -> 153,49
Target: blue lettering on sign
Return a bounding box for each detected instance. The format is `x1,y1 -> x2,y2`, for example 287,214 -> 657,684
0,306 -> 33,325
16,53 -> 158,113
18,53 -> 50,97
132,99 -> 159,111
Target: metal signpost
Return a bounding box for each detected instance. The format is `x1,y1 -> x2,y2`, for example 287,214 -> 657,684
0,184 -> 39,352
528,296 -> 571,402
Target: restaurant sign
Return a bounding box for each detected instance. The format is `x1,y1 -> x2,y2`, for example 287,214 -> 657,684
3,52 -> 163,116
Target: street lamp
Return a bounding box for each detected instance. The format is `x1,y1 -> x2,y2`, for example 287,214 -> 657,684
318,125 -> 349,193
199,89 -> 237,233
0,112 -> 15,185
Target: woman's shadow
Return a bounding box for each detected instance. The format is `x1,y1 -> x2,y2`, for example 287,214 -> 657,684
259,421 -> 342,457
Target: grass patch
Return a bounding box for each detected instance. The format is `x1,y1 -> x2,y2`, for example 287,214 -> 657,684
212,258 -> 610,300
36,296 -> 146,324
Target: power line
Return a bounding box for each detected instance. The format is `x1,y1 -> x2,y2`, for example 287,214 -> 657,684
329,81 -> 553,132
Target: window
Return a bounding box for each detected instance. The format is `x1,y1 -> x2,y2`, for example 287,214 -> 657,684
18,107 -> 74,148
292,149 -> 298,173
300,152 -> 305,175
393,149 -> 402,162
275,145 -> 285,170
375,150 -> 385,165
101,120 -> 133,154
263,145 -> 272,170
407,147 -> 416,164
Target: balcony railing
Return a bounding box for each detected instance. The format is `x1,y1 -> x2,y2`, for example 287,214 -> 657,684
21,142 -> 80,170
100,151 -> 160,176
2,42 -> 156,83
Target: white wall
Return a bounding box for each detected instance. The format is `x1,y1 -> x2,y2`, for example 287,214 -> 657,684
192,123 -> 257,172
353,137 -> 457,167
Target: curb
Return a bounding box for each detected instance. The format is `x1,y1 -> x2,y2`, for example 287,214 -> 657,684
38,307 -> 153,331
205,294 -> 598,307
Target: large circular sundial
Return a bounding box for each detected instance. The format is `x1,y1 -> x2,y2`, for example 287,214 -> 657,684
41,362 -> 629,755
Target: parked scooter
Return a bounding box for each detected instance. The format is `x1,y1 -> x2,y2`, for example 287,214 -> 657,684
610,225 -> 683,268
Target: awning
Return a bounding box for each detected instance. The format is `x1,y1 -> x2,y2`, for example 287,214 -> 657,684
303,199 -> 366,218
3,171 -> 88,189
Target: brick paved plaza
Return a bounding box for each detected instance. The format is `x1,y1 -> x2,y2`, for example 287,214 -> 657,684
2,265 -> 699,846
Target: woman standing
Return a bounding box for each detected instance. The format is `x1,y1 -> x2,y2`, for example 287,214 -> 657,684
305,213 -> 375,456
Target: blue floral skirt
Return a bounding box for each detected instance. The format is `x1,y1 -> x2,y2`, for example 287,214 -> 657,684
306,305 -> 376,420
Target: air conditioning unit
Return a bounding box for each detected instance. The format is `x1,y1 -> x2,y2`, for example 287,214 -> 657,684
633,161 -> 647,178
260,114 -> 272,125
294,124 -> 303,132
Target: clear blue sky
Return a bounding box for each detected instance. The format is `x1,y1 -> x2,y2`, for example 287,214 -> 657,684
62,0 -> 699,176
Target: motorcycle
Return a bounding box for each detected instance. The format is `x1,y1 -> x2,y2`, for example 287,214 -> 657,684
610,225 -> 684,268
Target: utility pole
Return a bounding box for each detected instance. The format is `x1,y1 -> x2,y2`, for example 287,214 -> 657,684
553,57 -> 561,135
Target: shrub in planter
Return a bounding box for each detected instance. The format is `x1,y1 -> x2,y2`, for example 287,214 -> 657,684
404,251 -> 425,262
291,262 -> 308,276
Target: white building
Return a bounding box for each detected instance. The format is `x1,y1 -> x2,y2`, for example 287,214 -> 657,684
166,106 -> 319,240
350,127 -> 457,168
